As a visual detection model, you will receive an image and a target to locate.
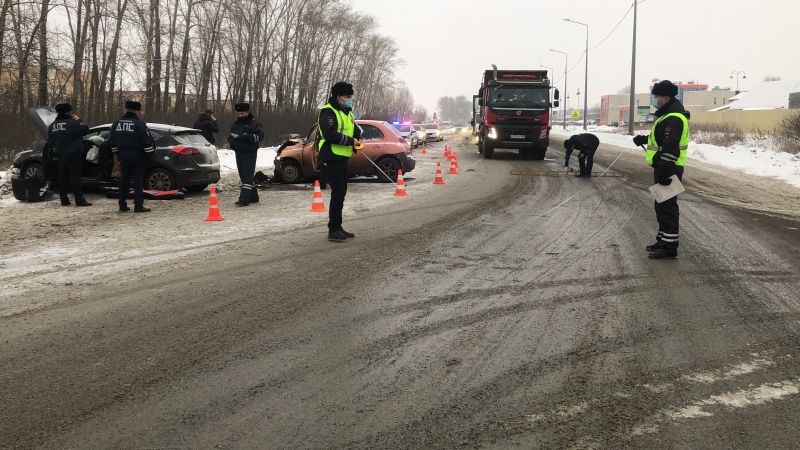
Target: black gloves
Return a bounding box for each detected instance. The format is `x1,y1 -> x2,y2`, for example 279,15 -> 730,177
657,176 -> 672,186
633,135 -> 648,147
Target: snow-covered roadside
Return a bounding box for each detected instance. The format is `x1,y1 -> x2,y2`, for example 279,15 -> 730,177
0,142 -> 461,316
217,146 -> 278,174
551,125 -> 800,188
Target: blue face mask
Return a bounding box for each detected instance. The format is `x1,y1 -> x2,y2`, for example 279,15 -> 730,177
342,98 -> 353,109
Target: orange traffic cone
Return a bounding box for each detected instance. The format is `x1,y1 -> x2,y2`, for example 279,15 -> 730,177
203,185 -> 224,222
453,151 -> 460,169
449,158 -> 459,175
309,180 -> 327,212
421,144 -> 427,155
394,169 -> 409,196
444,145 -> 451,160
433,162 -> 445,185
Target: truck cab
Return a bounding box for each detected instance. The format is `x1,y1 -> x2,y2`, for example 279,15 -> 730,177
476,68 -> 559,160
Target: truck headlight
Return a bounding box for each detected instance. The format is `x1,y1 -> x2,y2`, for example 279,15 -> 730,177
487,127 -> 498,140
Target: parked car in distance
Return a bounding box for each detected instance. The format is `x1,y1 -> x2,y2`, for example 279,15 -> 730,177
421,122 -> 443,142
392,123 -> 419,148
411,123 -> 427,145
274,120 -> 415,184
11,107 -> 220,200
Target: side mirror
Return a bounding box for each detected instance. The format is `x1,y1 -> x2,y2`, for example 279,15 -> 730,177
554,88 -> 560,100
553,100 -> 560,108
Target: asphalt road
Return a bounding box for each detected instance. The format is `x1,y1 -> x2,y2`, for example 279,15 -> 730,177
2,140 -> 800,448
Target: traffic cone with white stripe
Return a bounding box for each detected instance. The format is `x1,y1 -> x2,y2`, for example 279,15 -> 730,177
444,144 -> 451,160
433,162 -> 445,185
394,169 -> 409,196
421,143 -> 427,155
449,157 -> 459,175
203,185 -> 224,222
309,180 -> 327,212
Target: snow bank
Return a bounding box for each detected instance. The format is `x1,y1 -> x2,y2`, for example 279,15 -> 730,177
551,125 -> 800,188
217,147 -> 278,174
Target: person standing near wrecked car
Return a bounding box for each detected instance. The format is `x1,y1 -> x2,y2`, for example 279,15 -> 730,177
317,81 -> 363,242
632,80 -> 691,259
228,102 -> 264,207
110,100 -> 155,213
194,109 -> 219,145
47,102 -> 92,207
564,133 -> 600,178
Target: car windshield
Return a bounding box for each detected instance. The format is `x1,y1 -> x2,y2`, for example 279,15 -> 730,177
174,131 -> 211,146
395,125 -> 411,132
489,86 -> 549,108
422,124 -> 438,130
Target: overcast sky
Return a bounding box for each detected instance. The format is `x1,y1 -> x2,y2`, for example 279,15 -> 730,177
348,0 -> 800,115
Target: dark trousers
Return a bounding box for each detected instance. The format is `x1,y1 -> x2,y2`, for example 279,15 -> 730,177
119,154 -> 146,209
654,167 -> 684,251
235,151 -> 259,203
321,158 -> 348,231
58,152 -> 85,203
578,152 -> 594,177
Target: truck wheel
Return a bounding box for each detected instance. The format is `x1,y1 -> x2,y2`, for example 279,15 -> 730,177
481,140 -> 494,159
532,146 -> 547,160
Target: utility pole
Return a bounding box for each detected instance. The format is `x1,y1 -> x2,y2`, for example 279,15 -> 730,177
628,0 -> 638,135
549,49 -> 568,130
565,18 -> 589,130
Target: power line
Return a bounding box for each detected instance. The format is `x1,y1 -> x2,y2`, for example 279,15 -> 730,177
551,2 -> 638,85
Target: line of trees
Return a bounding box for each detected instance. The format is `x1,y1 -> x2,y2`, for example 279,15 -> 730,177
436,95 -> 472,123
0,0 -> 419,162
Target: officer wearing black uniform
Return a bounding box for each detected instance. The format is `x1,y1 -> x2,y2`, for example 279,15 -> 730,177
47,102 -> 91,206
228,102 -> 264,207
318,82 -> 363,242
110,100 -> 155,212
633,80 -> 691,259
564,133 -> 600,178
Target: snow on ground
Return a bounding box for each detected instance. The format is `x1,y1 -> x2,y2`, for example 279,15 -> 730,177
552,125 -> 800,188
0,141 -> 463,316
217,146 -> 278,174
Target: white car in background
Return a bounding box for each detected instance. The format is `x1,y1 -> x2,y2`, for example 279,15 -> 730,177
411,123 -> 427,146
421,123 -> 443,142
392,123 -> 420,148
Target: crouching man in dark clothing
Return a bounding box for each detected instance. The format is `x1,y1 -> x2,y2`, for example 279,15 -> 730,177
110,100 -> 155,213
47,102 -> 91,206
317,81 -> 363,242
564,133 -> 600,178
633,80 -> 691,259
228,102 -> 264,207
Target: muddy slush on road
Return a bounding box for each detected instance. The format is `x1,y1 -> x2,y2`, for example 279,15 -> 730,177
1,138 -> 800,448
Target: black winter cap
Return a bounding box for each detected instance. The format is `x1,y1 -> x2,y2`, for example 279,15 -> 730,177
331,81 -> 354,97
125,100 -> 142,111
563,138 -> 574,150
235,102 -> 250,112
55,103 -> 72,114
651,80 -> 679,97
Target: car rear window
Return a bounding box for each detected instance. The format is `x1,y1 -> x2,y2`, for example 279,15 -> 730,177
422,124 -> 438,130
174,131 -> 210,146
395,125 -> 411,132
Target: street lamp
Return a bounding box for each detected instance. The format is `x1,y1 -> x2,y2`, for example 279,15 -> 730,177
730,70 -> 747,94
549,49 -> 568,129
628,0 -> 639,136
565,18 -> 589,130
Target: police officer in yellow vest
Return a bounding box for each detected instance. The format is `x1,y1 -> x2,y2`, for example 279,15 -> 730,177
318,81 -> 363,242
633,80 -> 690,259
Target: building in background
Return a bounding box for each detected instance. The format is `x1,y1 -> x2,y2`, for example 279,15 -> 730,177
683,88 -> 735,114
598,93 -> 650,126
649,81 -> 708,108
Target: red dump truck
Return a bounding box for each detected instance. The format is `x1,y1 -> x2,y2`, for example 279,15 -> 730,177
474,66 -> 559,159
